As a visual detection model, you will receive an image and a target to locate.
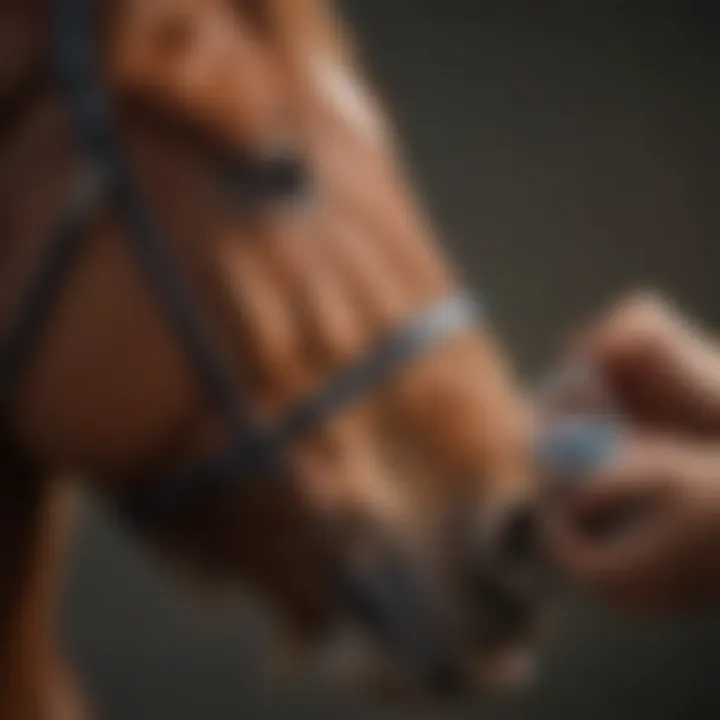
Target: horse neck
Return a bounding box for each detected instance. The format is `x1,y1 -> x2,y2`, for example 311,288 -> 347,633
0,459 -> 87,720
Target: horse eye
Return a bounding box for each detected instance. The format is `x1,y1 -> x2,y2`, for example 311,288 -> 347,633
257,149 -> 310,200
217,147 -> 311,206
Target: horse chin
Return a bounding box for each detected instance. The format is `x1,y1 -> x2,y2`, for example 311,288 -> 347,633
267,621 -> 541,702
311,627 -> 378,689
321,642 -> 539,703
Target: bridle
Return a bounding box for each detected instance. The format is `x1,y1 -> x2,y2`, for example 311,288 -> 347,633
0,0 -> 483,692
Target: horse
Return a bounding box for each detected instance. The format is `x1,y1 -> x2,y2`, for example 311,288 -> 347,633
0,1 -> 547,717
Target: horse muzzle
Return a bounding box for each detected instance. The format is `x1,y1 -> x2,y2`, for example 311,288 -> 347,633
324,499 -> 553,700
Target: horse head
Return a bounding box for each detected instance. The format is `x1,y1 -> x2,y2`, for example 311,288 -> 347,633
0,0 -> 550,703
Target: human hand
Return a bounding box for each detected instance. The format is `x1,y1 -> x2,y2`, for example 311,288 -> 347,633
538,294 -> 720,610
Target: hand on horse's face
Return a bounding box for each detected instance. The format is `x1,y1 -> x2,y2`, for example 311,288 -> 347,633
2,0 -> 547,698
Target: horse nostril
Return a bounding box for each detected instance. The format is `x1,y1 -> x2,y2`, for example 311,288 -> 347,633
493,505 -> 538,567
463,505 -> 544,648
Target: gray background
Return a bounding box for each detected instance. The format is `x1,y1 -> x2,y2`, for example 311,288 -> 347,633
59,2 -> 720,718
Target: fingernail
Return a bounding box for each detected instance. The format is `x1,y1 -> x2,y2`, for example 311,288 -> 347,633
535,417 -> 623,482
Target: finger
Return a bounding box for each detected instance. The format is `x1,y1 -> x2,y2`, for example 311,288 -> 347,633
543,496 -> 674,596
568,293 -> 720,431
544,436 -> 720,591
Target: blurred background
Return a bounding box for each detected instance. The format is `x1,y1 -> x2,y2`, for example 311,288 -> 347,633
59,1 -> 720,718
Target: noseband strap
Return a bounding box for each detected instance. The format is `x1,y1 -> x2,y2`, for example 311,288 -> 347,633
120,293 -> 479,526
